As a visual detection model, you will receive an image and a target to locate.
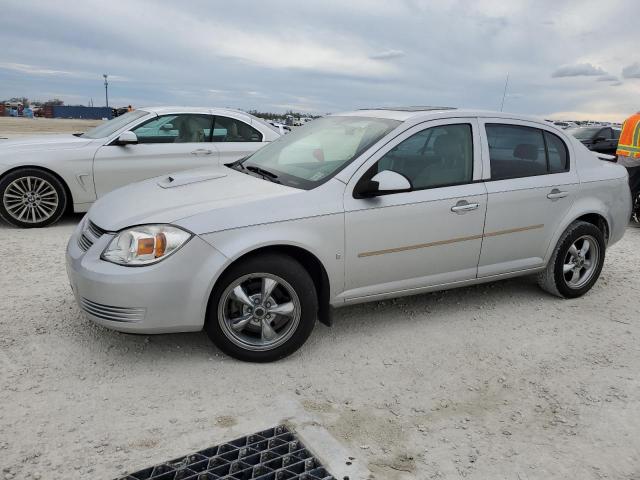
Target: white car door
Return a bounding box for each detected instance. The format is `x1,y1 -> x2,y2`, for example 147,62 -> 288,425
92,113 -> 219,196
212,115 -> 270,165
477,119 -> 579,277
342,118 -> 488,301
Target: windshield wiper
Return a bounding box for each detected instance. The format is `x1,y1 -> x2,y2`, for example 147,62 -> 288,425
246,165 -> 279,181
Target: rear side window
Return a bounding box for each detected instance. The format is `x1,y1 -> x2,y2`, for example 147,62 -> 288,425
213,116 -> 263,142
486,124 -> 570,180
544,131 -> 569,173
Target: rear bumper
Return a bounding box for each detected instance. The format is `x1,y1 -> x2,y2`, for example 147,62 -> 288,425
66,222 -> 228,334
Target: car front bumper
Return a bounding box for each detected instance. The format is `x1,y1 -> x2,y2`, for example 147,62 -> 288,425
66,221 -> 228,334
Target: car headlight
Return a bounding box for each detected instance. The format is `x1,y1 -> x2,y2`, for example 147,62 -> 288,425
101,224 -> 193,266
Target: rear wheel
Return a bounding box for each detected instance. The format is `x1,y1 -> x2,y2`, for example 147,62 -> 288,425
206,254 -> 318,362
537,221 -> 605,298
0,168 -> 67,228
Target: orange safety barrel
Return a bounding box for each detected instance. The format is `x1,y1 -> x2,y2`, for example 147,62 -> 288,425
617,113 -> 640,157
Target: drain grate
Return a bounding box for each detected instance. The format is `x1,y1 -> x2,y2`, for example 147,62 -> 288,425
116,425 -> 336,480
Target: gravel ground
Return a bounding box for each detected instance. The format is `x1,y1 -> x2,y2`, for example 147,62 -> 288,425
1,217 -> 639,480
0,117 -> 102,138
1,118 -> 639,479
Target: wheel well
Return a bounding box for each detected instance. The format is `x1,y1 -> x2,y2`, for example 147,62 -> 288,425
217,245 -> 333,326
0,165 -> 75,213
575,213 -> 609,244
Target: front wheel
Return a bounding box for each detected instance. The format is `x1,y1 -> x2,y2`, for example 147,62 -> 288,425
0,168 -> 67,228
537,221 -> 605,298
206,254 -> 318,362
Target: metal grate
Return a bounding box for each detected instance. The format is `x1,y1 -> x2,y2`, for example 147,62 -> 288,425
116,425 -> 336,480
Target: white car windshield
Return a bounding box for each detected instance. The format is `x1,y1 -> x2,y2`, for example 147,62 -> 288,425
81,110 -> 149,139
236,116 -> 400,189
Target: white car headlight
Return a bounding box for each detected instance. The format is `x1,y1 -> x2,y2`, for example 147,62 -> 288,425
102,224 -> 193,266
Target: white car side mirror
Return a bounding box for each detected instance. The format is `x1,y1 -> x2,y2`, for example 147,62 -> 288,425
116,131 -> 138,145
371,170 -> 412,192
354,170 -> 412,198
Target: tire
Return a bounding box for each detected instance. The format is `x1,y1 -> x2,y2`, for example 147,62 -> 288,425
205,254 -> 318,362
0,168 -> 68,228
537,221 -> 605,298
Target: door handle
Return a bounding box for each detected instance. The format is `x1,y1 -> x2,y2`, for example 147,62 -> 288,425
547,188 -> 568,199
451,201 -> 479,213
190,148 -> 213,155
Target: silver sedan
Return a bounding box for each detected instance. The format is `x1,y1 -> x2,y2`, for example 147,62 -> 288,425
66,107 -> 631,362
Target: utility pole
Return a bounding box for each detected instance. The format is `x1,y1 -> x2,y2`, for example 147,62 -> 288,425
103,74 -> 109,108
500,73 -> 509,112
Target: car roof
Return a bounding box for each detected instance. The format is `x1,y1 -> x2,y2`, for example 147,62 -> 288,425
140,106 -> 256,118
332,107 -> 557,125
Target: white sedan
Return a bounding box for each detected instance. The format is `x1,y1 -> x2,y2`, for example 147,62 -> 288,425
67,107 -> 631,362
0,107 -> 279,227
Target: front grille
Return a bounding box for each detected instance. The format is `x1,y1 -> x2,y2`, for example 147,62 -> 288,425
80,298 -> 146,323
78,220 -> 107,252
77,234 -> 93,251
116,425 -> 336,480
87,220 -> 107,238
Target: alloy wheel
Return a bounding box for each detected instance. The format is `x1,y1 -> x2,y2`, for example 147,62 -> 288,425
218,273 -> 301,352
562,235 -> 600,289
2,176 -> 59,224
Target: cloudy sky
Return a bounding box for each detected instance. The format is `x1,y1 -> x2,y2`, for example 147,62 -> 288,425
1,0 -> 639,121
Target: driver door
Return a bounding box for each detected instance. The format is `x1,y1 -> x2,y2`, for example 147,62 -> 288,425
93,113 -> 219,196
342,118 -> 487,301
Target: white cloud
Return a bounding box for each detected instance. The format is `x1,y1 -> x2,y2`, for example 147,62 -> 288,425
551,63 -> 606,78
369,49 -> 405,60
622,62 -> 640,79
596,74 -> 619,82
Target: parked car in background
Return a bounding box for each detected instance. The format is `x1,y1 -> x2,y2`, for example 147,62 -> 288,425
268,121 -> 292,135
67,107 -> 630,362
565,126 -> 620,155
0,107 -> 280,227
553,121 -> 578,129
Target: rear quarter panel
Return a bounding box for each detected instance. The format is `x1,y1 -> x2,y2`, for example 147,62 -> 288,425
543,142 -> 630,262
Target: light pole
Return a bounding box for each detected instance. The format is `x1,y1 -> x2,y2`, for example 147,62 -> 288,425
103,74 -> 109,108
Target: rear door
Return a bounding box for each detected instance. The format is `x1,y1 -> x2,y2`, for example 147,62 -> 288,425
212,115 -> 270,165
93,113 -> 218,196
477,119 -> 578,277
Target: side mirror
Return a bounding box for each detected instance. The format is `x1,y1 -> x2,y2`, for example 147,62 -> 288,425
354,170 -> 412,198
116,131 -> 138,145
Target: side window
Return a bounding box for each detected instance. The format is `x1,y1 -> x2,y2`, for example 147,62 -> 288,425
487,124 -> 547,180
601,128 -> 613,139
132,114 -> 212,144
371,123 -> 473,190
613,129 -> 621,140
544,131 -> 569,173
213,116 -> 263,142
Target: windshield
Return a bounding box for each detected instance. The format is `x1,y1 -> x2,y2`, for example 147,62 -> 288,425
566,127 -> 600,140
81,110 -> 149,139
237,116 -> 400,189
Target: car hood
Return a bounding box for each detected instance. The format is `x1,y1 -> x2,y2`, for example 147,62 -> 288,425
0,134 -> 94,151
88,166 -> 301,232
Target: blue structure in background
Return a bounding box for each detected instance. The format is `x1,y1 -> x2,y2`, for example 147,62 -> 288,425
51,106 -> 112,120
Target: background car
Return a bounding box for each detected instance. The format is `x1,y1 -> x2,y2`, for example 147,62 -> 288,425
566,126 -> 620,155
0,107 -> 280,228
67,107 -> 630,362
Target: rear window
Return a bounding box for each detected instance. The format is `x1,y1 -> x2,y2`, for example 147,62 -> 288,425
486,124 -> 569,180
